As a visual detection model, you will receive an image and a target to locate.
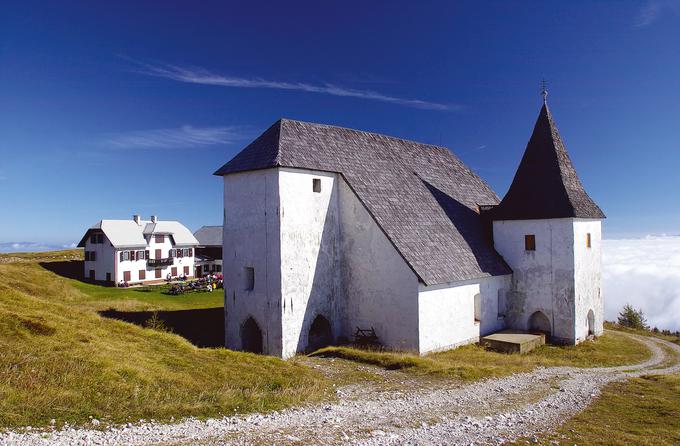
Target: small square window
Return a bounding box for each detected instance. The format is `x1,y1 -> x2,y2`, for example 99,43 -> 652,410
586,233 -> 592,248
243,267 -> 255,291
155,234 -> 165,243
312,178 -> 321,193
525,234 -> 536,251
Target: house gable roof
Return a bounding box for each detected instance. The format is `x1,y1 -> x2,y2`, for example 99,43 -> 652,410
491,103 -> 605,221
77,219 -> 198,248
214,119 -> 511,285
194,225 -> 223,247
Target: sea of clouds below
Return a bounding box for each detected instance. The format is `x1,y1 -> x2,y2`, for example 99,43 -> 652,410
603,235 -> 680,331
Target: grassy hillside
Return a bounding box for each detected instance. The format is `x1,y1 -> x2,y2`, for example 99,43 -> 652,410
0,250 -> 657,431
0,258 -> 329,429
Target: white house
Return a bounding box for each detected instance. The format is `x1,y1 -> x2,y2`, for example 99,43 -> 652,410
213,98 -> 605,358
77,215 -> 199,285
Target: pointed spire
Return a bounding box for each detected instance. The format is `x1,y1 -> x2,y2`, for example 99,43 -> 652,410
491,98 -> 605,220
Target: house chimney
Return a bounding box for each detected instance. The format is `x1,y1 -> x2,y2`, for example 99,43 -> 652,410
150,215 -> 158,223
133,214 -> 141,224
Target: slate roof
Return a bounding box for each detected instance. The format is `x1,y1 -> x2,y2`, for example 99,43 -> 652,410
77,219 -> 198,248
491,103 -> 605,221
214,119 -> 511,286
194,225 -> 223,247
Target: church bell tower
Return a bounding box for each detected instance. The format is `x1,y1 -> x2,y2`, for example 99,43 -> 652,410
490,90 -> 605,344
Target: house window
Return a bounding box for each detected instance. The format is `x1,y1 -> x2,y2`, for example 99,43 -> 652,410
123,251 -> 130,261
312,178 -> 321,193
155,249 -> 162,259
243,267 -> 255,291
90,251 -> 96,262
586,233 -> 592,248
171,266 -> 178,277
97,234 -> 104,243
155,268 -> 162,279
474,293 -> 481,323
90,234 -> 96,244
89,269 -> 95,280
525,234 -> 536,251
123,271 -> 131,282
183,266 -> 190,276
139,270 -> 146,280
155,234 -> 165,243
215,265 -> 222,273
106,272 -> 111,282
84,251 -> 90,261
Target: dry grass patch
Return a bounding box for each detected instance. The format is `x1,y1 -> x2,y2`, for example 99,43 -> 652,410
0,262 -> 330,430
313,331 -> 650,382
509,373 -> 680,445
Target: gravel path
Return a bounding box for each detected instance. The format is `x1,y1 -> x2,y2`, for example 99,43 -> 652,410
3,333 -> 679,446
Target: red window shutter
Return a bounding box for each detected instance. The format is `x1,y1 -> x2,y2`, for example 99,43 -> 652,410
145,250 -> 149,259
178,249 -> 183,258
155,249 -> 161,259
130,251 -> 135,261
120,251 -> 124,262
189,248 -> 193,257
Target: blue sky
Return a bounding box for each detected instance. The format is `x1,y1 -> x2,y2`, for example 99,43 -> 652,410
1,1 -> 679,247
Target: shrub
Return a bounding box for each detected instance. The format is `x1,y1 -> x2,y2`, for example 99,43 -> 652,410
617,304 -> 649,330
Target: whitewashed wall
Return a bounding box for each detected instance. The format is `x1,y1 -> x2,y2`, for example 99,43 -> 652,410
418,274 -> 511,353
493,218 -> 577,343
337,177 -> 421,352
573,219 -> 603,340
222,169 -> 282,356
83,237 -> 116,281
278,168 -> 341,358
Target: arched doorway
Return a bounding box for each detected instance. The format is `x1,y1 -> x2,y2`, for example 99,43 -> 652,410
241,316 -> 263,354
587,309 -> 595,336
307,315 -> 333,352
528,311 -> 551,336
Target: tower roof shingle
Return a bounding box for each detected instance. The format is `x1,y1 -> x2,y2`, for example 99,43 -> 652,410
491,103 -> 605,221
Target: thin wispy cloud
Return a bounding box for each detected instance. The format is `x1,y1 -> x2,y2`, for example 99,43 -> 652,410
101,125 -> 245,150
634,0 -> 680,28
131,60 -> 455,111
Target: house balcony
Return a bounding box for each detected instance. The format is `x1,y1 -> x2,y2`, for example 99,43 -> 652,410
147,258 -> 174,268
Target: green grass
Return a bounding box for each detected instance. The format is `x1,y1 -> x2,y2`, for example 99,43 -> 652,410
313,331 -> 651,381
70,279 -> 224,311
0,259 -> 330,430
509,374 -> 680,445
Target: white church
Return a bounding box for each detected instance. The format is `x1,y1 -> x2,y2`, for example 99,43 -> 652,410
214,97 -> 605,358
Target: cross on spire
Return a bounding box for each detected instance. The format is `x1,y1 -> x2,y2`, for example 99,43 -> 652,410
541,79 -> 548,104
